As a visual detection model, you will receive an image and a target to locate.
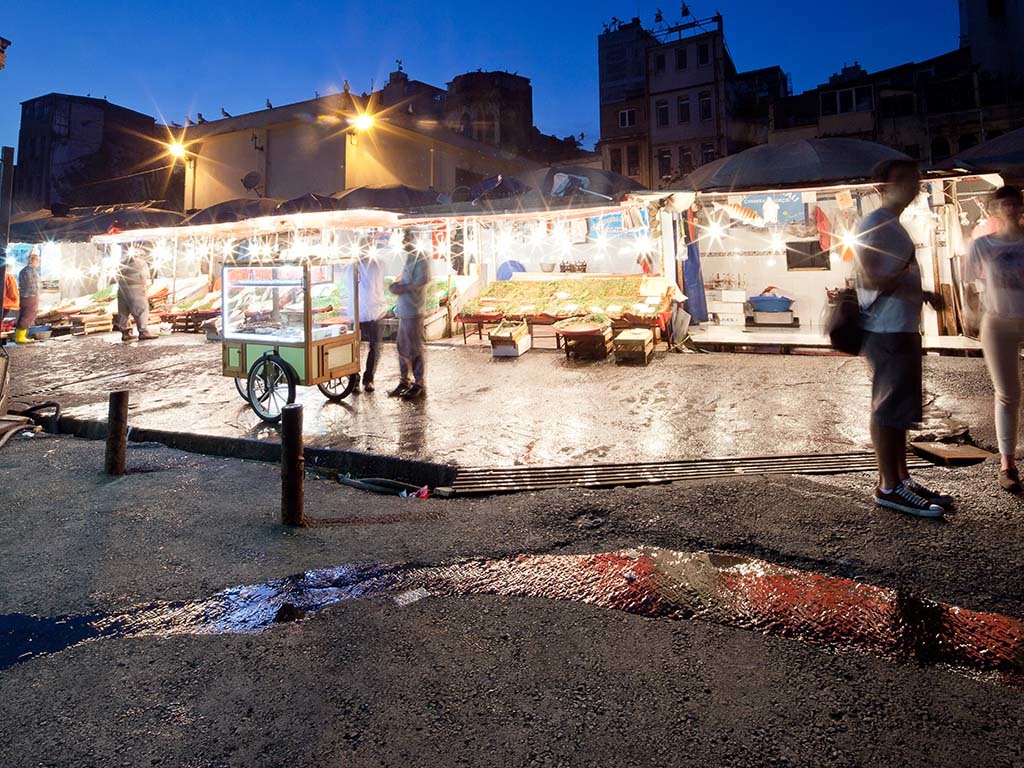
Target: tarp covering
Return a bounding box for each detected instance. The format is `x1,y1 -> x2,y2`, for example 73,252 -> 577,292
944,126 -> 1024,180
181,198 -> 285,226
274,193 -> 347,215
10,205 -> 184,243
332,185 -> 444,212
685,139 -> 911,192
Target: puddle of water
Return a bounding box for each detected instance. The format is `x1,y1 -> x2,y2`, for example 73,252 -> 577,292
3,549 -> 1021,686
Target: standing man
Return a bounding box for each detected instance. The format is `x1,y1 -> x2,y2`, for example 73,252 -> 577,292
356,243 -> 385,393
115,248 -> 158,341
387,229 -> 430,401
13,249 -> 38,344
855,159 -> 952,517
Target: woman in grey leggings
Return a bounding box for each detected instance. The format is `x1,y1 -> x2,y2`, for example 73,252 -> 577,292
965,185 -> 1024,491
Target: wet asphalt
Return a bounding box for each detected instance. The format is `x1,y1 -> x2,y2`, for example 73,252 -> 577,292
1,432 -> 1022,767
2,332 -> 1000,465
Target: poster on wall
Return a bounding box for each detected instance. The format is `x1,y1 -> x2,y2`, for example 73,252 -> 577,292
588,208 -> 649,240
740,192 -> 804,225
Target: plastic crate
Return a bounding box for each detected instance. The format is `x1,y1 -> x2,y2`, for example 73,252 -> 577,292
748,295 -> 793,312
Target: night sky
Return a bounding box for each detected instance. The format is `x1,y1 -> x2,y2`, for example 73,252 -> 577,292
1,0 -> 959,159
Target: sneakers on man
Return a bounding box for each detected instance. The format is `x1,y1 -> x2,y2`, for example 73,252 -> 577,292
387,382 -> 410,398
874,485 -> 945,518
998,467 -> 1022,493
902,478 -> 955,509
400,383 -> 425,401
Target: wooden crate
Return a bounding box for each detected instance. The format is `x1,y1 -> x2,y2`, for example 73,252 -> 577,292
70,313 -> 113,335
614,329 -> 654,365
561,328 -> 613,360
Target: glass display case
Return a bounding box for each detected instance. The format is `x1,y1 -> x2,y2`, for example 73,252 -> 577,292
221,262 -> 362,421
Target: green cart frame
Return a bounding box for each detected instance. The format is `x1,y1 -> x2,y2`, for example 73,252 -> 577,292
221,262 -> 361,422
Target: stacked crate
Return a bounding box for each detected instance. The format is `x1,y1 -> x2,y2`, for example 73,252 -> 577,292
613,328 -> 655,365
705,289 -> 747,327
488,321 -> 531,358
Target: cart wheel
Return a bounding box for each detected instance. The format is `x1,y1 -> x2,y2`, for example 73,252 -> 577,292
317,373 -> 359,401
234,377 -> 250,403
247,354 -> 296,423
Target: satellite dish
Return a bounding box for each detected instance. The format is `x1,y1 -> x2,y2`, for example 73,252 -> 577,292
241,171 -> 264,197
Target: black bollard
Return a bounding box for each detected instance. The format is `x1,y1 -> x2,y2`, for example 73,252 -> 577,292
104,390 -> 129,476
281,403 -> 304,526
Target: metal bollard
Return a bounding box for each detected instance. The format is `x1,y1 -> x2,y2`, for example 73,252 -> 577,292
281,403 -> 304,526
104,390 -> 129,476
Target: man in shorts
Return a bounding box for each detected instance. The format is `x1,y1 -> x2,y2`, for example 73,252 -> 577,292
855,159 -> 954,517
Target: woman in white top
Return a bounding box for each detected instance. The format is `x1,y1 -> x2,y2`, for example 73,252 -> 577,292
965,185 -> 1024,491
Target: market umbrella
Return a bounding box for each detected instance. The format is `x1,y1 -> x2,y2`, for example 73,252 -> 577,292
468,175 -> 529,202
274,193 -> 348,215
180,197 -> 285,226
511,166 -> 644,202
942,126 -> 1024,180
684,139 -> 911,192
332,184 -> 444,211
8,211 -> 79,243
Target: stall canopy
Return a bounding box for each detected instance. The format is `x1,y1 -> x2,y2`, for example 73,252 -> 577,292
275,193 -> 348,215
685,139 -> 911,193
332,185 -> 444,212
9,204 -> 183,243
943,126 -> 1024,180
181,197 -> 285,226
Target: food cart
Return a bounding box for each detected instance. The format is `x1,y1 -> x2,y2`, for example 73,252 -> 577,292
221,261 -> 361,422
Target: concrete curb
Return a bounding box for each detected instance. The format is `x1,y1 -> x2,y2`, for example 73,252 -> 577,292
51,415 -> 457,488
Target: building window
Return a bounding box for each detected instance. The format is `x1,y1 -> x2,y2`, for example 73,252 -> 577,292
658,148 -> 673,179
677,96 -> 690,123
609,147 -> 623,175
820,86 -> 874,117
675,47 -> 687,70
618,109 -> 637,128
626,144 -> 640,176
679,148 -> 694,173
698,42 -> 710,66
654,53 -> 666,73
655,100 -> 669,127
699,92 -> 712,121
701,143 -> 716,165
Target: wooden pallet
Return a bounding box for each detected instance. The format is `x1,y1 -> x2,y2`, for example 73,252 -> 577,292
70,314 -> 113,335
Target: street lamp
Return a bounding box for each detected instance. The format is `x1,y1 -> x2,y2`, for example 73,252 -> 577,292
351,113 -> 375,132
167,141 -> 186,160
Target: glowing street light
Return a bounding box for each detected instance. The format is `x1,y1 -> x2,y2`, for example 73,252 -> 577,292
167,141 -> 186,159
351,113 -> 375,132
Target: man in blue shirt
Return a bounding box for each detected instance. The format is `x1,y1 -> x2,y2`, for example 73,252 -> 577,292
387,229 -> 430,401
855,159 -> 953,518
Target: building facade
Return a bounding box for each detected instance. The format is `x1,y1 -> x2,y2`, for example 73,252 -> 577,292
14,94 -> 180,211
597,14 -> 788,188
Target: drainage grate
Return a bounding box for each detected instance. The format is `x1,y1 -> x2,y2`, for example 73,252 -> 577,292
448,450 -> 932,496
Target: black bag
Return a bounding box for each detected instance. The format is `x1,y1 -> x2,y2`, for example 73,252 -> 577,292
826,288 -> 865,355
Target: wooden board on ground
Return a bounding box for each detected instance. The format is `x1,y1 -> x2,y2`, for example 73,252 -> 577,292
910,441 -> 992,466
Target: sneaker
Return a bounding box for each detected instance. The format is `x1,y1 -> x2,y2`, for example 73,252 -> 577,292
902,478 -> 954,509
400,383 -> 425,401
387,382 -> 410,398
998,468 -> 1021,493
874,485 -> 945,518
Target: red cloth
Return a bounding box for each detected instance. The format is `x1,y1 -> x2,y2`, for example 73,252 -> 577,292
3,271 -> 19,312
814,206 -> 831,252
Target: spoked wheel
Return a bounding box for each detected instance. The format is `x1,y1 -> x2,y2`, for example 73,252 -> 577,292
246,354 -> 296,423
317,373 -> 359,401
234,377 -> 250,403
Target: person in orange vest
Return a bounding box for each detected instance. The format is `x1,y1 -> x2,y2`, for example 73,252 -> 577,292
3,266 -> 20,336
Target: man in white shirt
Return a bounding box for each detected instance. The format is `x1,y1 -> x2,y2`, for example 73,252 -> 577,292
356,250 -> 385,393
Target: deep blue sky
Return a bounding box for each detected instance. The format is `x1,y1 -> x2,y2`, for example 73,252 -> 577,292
1,1 -> 960,159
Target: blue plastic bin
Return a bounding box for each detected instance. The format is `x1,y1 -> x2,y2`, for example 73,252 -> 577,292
748,295 -> 793,312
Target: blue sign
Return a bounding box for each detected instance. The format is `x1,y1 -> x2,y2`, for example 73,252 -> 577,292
741,192 -> 804,225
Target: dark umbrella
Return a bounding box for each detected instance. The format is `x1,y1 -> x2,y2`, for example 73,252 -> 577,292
274,193 -> 347,215
48,208 -> 184,240
512,166 -> 644,202
9,212 -> 79,243
181,197 -> 285,226
468,175 -> 529,202
685,139 -> 911,192
332,184 -> 443,211
943,126 -> 1024,179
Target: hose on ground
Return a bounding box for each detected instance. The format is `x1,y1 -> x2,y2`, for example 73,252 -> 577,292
338,475 -> 427,496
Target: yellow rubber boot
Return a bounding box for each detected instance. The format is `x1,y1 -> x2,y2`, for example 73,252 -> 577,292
14,328 -> 34,344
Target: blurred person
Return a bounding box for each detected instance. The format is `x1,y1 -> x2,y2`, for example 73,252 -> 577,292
14,250 -> 40,344
387,229 -> 430,401
114,248 -> 158,341
964,185 -> 1024,492
855,159 -> 953,518
356,246 -> 385,393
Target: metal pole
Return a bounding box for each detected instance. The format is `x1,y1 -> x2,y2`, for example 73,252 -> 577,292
105,390 -> 129,475
0,146 -> 15,348
281,403 -> 304,526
